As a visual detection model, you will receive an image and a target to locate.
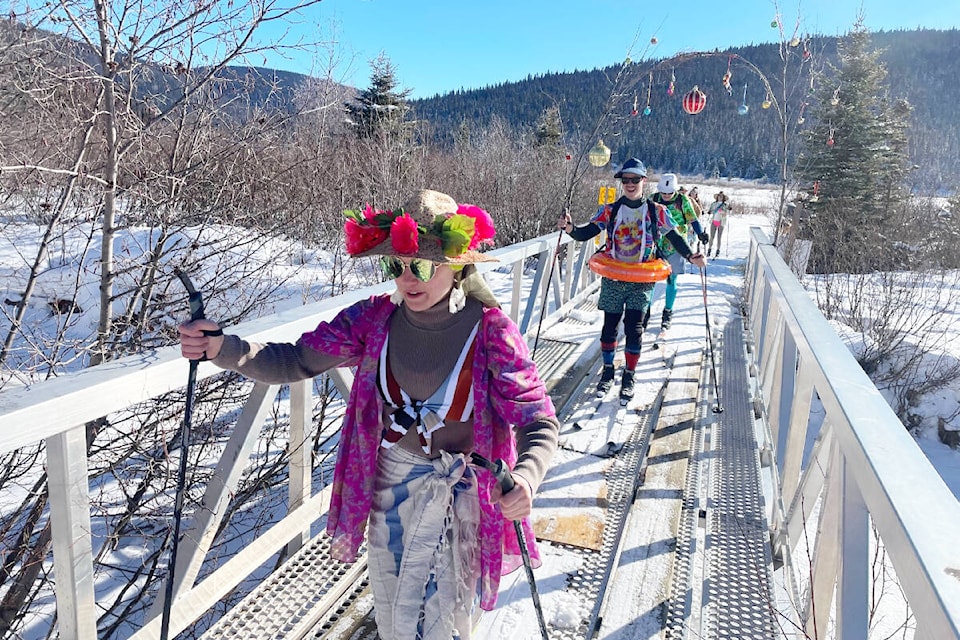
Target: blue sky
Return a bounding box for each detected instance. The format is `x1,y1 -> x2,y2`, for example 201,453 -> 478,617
259,0 -> 959,98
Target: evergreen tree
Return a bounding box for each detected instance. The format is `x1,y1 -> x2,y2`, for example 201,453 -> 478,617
796,21 -> 913,272
535,105 -> 563,146
344,54 -> 413,139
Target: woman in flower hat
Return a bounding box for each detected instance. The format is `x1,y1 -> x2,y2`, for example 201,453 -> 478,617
179,189 -> 559,640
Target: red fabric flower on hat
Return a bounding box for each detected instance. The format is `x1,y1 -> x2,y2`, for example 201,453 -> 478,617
389,212 -> 420,255
456,204 -> 496,249
344,218 -> 387,255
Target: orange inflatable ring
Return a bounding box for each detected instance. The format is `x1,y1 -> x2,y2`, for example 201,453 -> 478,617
588,252 -> 671,283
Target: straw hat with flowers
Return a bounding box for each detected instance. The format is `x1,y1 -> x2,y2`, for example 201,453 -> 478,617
344,189 -> 498,263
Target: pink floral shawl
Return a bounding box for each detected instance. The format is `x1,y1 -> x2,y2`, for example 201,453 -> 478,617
299,294 -> 556,610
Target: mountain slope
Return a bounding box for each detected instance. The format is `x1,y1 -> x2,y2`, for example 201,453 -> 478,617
411,29 -> 960,192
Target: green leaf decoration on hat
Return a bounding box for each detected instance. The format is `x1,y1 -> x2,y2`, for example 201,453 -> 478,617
342,208 -> 365,223
440,214 -> 476,258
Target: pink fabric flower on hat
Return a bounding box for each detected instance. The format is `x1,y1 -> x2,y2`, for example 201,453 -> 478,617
456,204 -> 496,249
344,218 -> 387,256
389,212 -> 420,255
362,203 -> 379,221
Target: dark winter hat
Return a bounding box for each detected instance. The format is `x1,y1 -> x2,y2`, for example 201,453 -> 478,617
614,157 -> 647,179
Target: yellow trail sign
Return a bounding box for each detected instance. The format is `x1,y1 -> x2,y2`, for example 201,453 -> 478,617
597,186 -> 617,204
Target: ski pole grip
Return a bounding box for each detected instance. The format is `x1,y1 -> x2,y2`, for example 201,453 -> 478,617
497,461 -> 516,494
174,269 -> 206,321
470,452 -> 515,494
174,268 -> 221,361
186,291 -> 205,321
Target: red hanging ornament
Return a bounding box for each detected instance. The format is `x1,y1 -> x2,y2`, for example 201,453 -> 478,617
722,56 -> 733,95
682,86 -> 707,115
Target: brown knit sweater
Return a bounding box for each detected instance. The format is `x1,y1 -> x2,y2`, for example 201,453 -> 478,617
213,296 -> 559,493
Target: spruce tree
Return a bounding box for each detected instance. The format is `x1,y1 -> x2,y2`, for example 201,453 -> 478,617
797,22 -> 913,272
535,105 -> 563,147
345,54 -> 413,139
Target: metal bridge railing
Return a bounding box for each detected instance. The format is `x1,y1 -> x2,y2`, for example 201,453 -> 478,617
745,227 -> 960,640
0,231 -> 595,640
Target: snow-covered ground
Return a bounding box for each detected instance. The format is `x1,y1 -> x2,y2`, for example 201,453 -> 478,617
2,180 -> 959,638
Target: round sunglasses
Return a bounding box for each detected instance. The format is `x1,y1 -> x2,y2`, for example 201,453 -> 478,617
380,256 -> 439,282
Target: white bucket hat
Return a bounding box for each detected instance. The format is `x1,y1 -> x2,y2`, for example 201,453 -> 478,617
657,173 -> 678,195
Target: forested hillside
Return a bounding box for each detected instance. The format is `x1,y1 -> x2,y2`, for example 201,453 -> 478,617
412,29 -> 960,193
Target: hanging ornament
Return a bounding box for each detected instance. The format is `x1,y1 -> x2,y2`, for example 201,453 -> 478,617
588,139 -> 612,167
722,56 -> 733,95
827,124 -> 836,146
682,86 -> 707,115
738,83 -> 749,115
643,72 -> 653,115
762,90 -> 773,109
830,86 -> 841,106
667,69 -> 676,96
789,36 -> 800,47
797,102 -> 807,125
771,18 -> 779,28
650,36 -> 659,45
632,93 -> 639,116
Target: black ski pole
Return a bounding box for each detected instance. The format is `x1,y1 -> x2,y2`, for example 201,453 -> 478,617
470,453 -> 550,640
160,269 -> 216,640
699,267 -> 723,413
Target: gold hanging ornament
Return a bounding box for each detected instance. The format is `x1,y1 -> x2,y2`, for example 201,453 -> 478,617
588,140 -> 612,167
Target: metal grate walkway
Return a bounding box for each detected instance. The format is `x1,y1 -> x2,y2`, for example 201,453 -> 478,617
662,311 -> 777,640
702,313 -> 777,638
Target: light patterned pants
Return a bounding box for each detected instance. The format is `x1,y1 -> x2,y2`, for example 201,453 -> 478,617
367,447 -> 480,640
